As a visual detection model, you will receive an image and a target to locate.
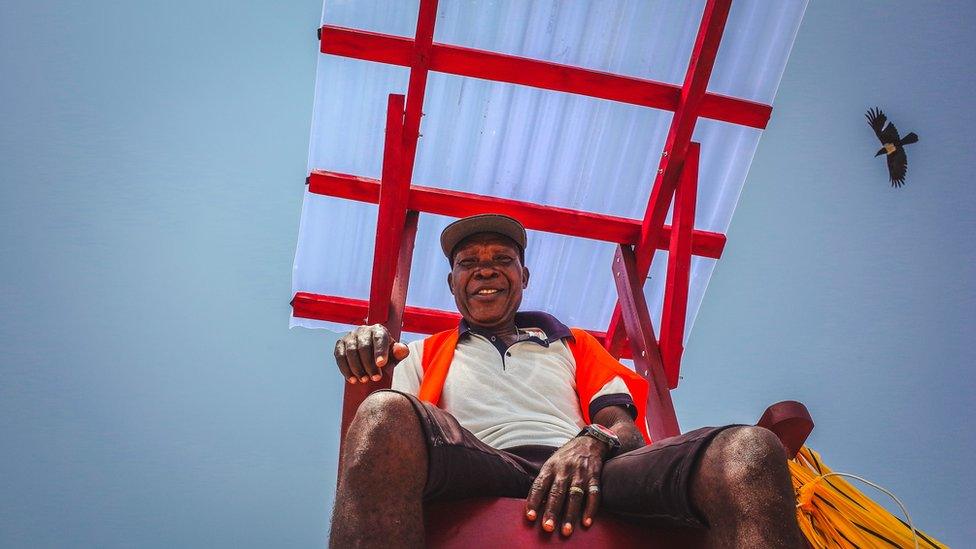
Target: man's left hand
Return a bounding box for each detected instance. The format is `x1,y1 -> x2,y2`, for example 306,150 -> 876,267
524,434 -> 610,537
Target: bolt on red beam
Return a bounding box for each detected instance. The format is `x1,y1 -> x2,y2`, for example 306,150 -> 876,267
658,143 -> 699,389
317,25 -> 771,130
307,170 -> 727,259
611,244 -> 680,441
367,94 -> 408,325
605,0 -> 734,357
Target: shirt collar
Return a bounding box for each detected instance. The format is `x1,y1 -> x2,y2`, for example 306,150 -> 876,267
458,311 -> 573,341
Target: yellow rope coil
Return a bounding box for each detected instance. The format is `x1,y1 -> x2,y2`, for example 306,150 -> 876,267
790,446 -> 947,549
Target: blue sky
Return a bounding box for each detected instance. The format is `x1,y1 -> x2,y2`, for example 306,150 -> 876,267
1,1 -> 973,546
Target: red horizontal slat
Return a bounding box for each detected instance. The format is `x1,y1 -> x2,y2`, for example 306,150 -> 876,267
319,25 -> 771,129
307,170 -> 726,259
291,292 -> 632,358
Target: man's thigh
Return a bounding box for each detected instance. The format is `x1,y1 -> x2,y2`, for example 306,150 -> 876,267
379,390 -> 555,502
601,425 -> 741,527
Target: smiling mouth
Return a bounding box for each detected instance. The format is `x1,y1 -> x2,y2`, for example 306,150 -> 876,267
472,288 -> 504,297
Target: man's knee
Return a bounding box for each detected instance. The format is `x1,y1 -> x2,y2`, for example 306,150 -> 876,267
353,391 -> 416,426
345,391 -> 425,455
700,426 -> 789,490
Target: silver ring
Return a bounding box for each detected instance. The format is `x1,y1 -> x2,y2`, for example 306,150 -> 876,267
569,486 -> 585,496
587,485 -> 601,494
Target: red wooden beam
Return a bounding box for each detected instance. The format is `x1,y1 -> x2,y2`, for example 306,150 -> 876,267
387,210 -> 420,343
307,170 -> 727,259
611,244 -> 680,441
290,292 -> 631,358
343,3 -> 439,446
366,94 -> 408,325
318,25 -> 771,130
339,210 -> 420,440
293,292 -> 460,338
400,0 -> 438,174
658,143 -> 699,389
605,0 -> 734,357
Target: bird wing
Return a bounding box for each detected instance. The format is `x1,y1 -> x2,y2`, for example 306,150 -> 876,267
887,148 -> 908,187
881,120 -> 901,144
865,108 -> 888,142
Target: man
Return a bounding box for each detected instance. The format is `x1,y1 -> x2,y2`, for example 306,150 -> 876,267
329,214 -> 803,548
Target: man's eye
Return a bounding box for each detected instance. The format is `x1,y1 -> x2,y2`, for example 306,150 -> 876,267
495,256 -> 513,264
457,259 -> 475,267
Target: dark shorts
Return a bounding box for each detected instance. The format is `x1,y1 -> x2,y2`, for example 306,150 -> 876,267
385,389 -> 739,528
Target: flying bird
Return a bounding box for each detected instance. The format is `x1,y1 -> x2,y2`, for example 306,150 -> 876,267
866,108 -> 918,188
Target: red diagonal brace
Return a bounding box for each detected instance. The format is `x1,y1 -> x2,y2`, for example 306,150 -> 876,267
612,244 -> 680,441
659,143 -> 699,388
605,0 -> 732,358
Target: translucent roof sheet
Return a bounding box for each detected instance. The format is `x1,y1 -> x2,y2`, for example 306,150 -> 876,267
292,0 -> 807,347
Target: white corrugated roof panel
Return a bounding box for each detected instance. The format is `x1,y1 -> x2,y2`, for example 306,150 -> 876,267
292,0 -> 807,350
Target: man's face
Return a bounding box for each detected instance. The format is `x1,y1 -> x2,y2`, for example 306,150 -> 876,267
447,233 -> 529,331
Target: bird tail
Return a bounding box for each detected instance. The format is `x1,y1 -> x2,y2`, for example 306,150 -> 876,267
900,132 -> 919,145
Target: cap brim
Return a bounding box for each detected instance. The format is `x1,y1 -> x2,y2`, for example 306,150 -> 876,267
440,214 -> 527,260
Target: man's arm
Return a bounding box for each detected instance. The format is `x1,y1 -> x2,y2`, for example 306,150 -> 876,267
593,404 -> 645,455
524,405 -> 645,537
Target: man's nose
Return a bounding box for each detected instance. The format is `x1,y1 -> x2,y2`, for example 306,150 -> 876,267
473,264 -> 499,278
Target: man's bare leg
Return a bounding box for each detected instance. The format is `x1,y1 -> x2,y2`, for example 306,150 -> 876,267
691,426 -> 804,548
330,392 -> 427,548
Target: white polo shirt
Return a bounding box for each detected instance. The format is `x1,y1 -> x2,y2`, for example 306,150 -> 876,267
392,312 -> 634,450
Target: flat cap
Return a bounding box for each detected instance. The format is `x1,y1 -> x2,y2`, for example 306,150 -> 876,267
439,213 -> 527,261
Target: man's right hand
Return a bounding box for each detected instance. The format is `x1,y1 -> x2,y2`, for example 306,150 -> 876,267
333,324 -> 410,385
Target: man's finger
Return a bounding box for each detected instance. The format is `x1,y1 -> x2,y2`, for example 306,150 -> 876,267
542,475 -> 569,533
391,341 -> 410,362
344,336 -> 366,382
355,331 -> 379,382
560,474 -> 586,537
371,326 -> 391,368
334,340 -> 354,383
582,481 -> 601,528
525,470 -> 551,522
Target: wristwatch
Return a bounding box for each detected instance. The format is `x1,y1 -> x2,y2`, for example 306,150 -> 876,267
577,424 -> 621,454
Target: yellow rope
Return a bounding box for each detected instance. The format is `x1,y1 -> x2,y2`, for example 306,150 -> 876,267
790,446 -> 948,549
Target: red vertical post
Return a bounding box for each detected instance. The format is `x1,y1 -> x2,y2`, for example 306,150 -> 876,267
387,210 -> 419,342
401,0 -> 438,174
659,142 -> 699,388
340,209 -> 419,441
604,0 -> 733,357
367,94 -> 408,325
342,1 -> 439,445
612,244 -> 680,441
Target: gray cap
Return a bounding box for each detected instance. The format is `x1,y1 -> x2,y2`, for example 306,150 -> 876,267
440,213 -> 527,260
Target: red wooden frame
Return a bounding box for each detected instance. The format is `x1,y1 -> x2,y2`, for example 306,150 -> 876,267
307,170 -> 726,259
604,0 -> 733,360
317,26 -> 771,129
297,0 -> 767,440
659,143 -> 700,389
293,291 -> 623,356
366,93 -> 407,326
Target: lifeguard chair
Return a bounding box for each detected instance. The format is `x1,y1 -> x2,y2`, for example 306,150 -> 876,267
291,1 -> 811,546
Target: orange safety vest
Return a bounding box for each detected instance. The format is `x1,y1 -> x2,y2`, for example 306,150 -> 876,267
418,327 -> 652,443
